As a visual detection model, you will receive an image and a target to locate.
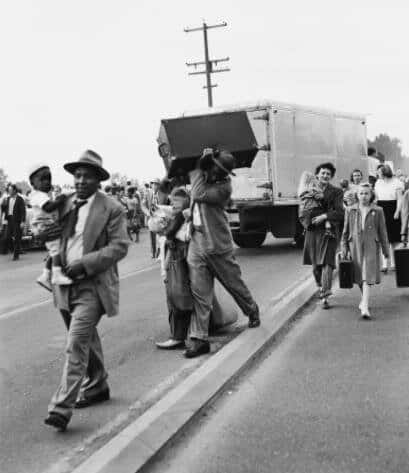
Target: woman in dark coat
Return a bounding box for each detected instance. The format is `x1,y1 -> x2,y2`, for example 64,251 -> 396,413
302,162 -> 344,309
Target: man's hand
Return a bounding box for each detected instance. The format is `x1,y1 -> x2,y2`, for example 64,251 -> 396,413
65,260 -> 86,279
199,148 -> 215,171
311,214 -> 327,225
394,210 -> 400,220
401,234 -> 407,245
20,222 -> 25,230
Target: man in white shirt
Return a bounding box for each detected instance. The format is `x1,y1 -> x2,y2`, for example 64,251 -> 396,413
44,150 -> 129,432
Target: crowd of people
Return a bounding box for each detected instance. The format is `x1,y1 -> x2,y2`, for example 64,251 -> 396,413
0,148 -> 259,432
0,176 -> 165,260
299,150 -> 409,320
3,145 -> 409,433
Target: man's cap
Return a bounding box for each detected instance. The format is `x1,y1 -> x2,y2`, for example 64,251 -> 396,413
213,150 -> 236,177
28,163 -> 50,179
150,178 -> 161,184
64,150 -> 110,181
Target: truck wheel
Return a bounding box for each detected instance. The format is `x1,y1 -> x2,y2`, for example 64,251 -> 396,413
232,231 -> 266,248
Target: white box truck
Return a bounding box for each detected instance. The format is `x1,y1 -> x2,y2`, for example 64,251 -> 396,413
158,100 -> 368,248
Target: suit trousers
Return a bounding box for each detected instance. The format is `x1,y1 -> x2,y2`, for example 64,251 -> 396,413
6,217 -> 22,258
150,231 -> 157,258
187,233 -> 257,341
48,281 -> 108,419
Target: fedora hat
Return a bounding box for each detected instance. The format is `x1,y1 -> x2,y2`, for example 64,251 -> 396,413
213,150 -> 236,177
64,150 -> 110,181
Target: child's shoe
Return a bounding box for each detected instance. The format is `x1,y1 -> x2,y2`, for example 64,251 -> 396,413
51,267 -> 73,285
37,269 -> 52,292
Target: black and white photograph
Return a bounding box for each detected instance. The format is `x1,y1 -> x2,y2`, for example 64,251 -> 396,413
1,1 -> 409,472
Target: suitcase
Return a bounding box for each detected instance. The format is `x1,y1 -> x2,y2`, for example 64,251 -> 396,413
338,256 -> 354,289
394,246 -> 409,287
157,111 -> 259,178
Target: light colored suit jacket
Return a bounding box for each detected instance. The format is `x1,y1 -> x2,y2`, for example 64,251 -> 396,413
54,191 -> 129,317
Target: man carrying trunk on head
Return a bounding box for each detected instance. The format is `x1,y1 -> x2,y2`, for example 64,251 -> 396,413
184,148 -> 260,358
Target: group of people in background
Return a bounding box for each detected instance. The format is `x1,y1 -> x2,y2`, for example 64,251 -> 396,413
0,177 -> 167,260
300,150 -> 409,320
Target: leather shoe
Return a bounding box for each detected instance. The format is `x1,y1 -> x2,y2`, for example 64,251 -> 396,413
44,412 -> 69,432
156,339 -> 185,349
75,388 -> 110,409
248,305 -> 261,328
184,339 -> 210,358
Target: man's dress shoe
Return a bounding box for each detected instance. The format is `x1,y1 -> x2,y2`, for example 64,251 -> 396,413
248,305 -> 261,328
44,412 -> 69,432
75,388 -> 110,409
184,339 -> 210,358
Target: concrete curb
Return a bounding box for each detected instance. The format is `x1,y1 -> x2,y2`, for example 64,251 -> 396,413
72,273 -> 317,473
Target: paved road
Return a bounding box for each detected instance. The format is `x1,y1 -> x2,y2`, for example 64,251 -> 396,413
0,232 -> 308,473
146,272 -> 409,473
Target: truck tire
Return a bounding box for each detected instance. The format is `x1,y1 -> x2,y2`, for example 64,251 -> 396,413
232,231 -> 266,248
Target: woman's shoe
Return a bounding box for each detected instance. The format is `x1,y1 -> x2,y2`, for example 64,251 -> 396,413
381,267 -> 388,273
322,298 -> 330,310
361,312 -> 372,320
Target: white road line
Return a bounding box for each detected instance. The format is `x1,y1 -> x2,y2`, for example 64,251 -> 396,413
0,264 -> 157,321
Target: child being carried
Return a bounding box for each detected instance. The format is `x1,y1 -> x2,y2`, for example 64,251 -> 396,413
28,164 -> 72,291
298,171 -> 335,238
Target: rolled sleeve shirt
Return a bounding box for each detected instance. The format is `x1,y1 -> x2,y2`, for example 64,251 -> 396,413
66,193 -> 96,266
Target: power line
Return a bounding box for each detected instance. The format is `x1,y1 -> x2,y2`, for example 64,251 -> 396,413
184,21 -> 230,107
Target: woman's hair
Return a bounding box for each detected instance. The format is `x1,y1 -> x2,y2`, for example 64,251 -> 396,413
315,162 -> 336,178
377,164 -> 393,178
358,182 -> 375,203
350,169 -> 363,182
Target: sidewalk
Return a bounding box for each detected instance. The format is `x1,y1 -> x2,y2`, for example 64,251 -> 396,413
145,272 -> 409,473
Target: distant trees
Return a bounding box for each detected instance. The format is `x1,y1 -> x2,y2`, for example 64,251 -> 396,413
0,168 -> 7,193
110,172 -> 140,189
368,134 -> 409,172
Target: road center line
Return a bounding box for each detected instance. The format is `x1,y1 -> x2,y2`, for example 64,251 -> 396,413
0,264 -> 157,321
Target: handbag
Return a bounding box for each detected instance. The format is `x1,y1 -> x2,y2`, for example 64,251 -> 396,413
338,252 -> 354,289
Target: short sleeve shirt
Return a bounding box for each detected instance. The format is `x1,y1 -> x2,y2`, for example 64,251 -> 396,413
375,178 -> 404,201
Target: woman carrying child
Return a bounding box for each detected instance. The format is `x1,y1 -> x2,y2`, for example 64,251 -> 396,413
341,183 -> 389,319
155,187 -> 192,349
302,162 -> 344,309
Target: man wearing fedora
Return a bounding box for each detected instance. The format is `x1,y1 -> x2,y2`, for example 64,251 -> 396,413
44,150 -> 129,431
184,148 -> 260,358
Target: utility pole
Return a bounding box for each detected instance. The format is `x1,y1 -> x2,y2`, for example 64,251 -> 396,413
184,21 -> 230,107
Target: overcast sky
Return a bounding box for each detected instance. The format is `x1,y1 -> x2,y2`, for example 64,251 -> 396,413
1,0 -> 408,185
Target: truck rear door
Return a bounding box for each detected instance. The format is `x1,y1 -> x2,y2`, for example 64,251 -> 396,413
231,109 -> 271,201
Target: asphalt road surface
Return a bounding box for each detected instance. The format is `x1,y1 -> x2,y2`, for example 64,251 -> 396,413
146,271 -> 409,473
0,231 -> 308,473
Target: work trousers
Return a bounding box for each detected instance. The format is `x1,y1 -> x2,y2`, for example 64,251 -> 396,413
312,264 -> 333,297
48,281 -> 108,419
187,234 -> 257,341
6,217 -> 22,258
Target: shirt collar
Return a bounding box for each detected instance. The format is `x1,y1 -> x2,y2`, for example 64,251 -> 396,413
75,192 -> 97,206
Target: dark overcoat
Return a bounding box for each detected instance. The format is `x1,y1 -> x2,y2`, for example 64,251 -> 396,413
341,204 -> 389,285
302,184 -> 344,268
